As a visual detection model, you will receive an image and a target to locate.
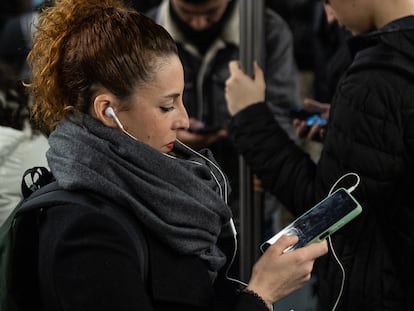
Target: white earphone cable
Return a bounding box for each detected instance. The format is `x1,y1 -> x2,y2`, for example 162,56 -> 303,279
108,109 -> 244,296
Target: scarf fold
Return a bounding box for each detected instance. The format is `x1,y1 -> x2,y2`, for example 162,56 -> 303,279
47,113 -> 232,272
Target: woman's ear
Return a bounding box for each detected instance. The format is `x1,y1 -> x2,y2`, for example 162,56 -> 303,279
93,93 -> 118,128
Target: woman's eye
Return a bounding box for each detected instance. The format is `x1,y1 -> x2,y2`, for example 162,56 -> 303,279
160,106 -> 174,112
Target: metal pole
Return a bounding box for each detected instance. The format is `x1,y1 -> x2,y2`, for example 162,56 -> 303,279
238,0 -> 265,282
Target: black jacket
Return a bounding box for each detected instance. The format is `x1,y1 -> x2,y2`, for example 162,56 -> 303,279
229,16 -> 414,311
38,199 -> 267,311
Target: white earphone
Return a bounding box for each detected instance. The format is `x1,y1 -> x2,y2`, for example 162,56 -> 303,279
105,107 -> 124,130
104,106 -> 116,118
105,106 -> 140,141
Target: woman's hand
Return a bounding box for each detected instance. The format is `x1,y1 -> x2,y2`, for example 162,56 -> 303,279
225,61 -> 266,116
247,235 -> 328,307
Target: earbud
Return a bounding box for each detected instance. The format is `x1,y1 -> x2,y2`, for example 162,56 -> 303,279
104,106 -> 138,141
105,107 -> 124,130
105,106 -> 116,118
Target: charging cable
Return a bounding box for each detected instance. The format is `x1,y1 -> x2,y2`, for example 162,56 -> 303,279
329,172 -> 360,195
327,172 -> 360,311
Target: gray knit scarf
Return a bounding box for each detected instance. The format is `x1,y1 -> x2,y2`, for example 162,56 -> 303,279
46,113 -> 233,272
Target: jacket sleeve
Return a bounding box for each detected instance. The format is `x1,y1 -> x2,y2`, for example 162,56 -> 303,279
229,102 -> 324,216
214,235 -> 269,311
233,292 -> 270,311
229,65 -> 413,218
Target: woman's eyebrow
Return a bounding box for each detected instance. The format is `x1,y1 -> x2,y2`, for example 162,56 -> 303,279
162,93 -> 180,99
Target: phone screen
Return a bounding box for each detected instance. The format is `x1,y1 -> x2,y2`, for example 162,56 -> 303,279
261,188 -> 362,252
290,189 -> 359,248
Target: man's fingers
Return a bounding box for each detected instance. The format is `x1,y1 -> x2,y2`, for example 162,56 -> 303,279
228,60 -> 241,74
254,61 -> 264,81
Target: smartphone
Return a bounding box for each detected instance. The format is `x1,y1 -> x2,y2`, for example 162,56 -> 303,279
261,188 -> 362,252
290,109 -> 327,127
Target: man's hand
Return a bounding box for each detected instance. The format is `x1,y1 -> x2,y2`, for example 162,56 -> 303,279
293,98 -> 330,142
225,61 -> 266,116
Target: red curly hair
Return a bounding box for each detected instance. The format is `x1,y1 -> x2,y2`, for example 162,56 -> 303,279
27,0 -> 177,134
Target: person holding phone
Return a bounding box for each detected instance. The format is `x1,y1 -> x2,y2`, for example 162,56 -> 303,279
292,1 -> 351,145
225,0 -> 414,309
24,0 -> 328,310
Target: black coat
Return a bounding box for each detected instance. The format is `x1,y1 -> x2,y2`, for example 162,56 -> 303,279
38,199 -> 268,311
229,16 -> 414,311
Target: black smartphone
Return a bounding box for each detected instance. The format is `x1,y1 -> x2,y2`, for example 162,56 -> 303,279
261,188 -> 362,252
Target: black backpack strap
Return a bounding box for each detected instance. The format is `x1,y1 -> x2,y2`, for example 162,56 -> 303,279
6,167 -> 148,310
11,182 -> 89,311
18,182 -> 148,282
17,181 -> 90,215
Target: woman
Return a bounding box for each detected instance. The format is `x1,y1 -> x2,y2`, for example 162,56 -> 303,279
27,0 -> 327,310
225,0 -> 414,310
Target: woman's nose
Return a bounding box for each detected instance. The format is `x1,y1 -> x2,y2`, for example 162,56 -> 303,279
175,104 -> 190,130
